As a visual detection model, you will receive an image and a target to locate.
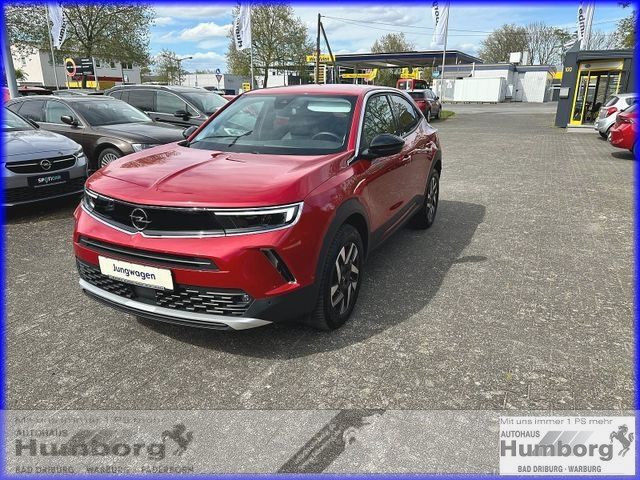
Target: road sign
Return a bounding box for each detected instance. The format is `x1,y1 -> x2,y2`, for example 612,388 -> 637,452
306,53 -> 335,63
242,82 -> 251,91
215,74 -> 222,83
215,68 -> 221,75
64,57 -> 94,77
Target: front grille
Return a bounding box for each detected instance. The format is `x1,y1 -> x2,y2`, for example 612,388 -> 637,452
88,192 -> 225,236
77,260 -> 253,317
5,177 -> 85,204
78,236 -> 217,271
6,155 -> 76,174
77,261 -> 135,299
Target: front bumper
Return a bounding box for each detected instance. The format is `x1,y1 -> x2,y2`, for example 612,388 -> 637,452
80,279 -> 271,330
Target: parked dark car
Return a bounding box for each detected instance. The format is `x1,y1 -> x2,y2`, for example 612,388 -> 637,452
6,96 -> 184,172
407,89 -> 442,122
106,85 -> 228,127
3,107 -> 87,207
52,89 -> 104,97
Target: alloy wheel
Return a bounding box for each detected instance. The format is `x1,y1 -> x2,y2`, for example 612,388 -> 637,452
330,242 -> 360,316
426,174 -> 439,222
100,152 -> 120,167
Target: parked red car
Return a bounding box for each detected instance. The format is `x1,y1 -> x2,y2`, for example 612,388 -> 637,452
407,89 -> 442,122
609,103 -> 637,155
74,85 -> 442,330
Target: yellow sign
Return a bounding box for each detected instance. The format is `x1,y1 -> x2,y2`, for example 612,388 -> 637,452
306,53 -> 335,63
400,67 -> 422,80
242,82 -> 251,91
340,69 -> 378,81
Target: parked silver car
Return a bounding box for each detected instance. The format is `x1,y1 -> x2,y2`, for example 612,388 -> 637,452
4,108 -> 87,206
594,93 -> 636,139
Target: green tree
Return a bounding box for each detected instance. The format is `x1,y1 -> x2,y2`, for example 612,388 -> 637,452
525,22 -> 572,65
478,24 -> 528,63
6,2 -> 154,86
153,50 -> 187,85
370,33 -> 415,87
614,1 -> 636,48
14,67 -> 28,81
226,2 -> 313,88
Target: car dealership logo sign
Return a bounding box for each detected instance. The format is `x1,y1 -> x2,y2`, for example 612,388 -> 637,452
499,416 -> 635,475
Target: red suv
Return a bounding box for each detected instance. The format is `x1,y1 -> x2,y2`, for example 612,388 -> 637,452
609,103 -> 637,156
74,85 -> 442,330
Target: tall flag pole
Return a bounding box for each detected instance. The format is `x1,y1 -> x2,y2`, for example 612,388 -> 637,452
432,1 -> 450,101
577,1 -> 595,50
234,2 -> 254,89
45,2 -> 67,90
2,16 -> 19,98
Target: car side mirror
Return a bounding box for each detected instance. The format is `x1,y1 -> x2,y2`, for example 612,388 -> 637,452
61,115 -> 79,127
174,109 -> 191,119
361,134 -> 405,159
183,125 -> 197,139
435,96 -> 440,101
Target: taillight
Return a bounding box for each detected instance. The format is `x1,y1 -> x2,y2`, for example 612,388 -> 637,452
605,106 -> 618,117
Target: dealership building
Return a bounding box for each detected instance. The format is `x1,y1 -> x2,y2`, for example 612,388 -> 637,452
554,46 -> 634,128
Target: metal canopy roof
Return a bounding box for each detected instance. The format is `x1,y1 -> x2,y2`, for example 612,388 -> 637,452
333,50 -> 483,69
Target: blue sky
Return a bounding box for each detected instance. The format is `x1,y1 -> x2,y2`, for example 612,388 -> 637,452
149,1 -> 628,72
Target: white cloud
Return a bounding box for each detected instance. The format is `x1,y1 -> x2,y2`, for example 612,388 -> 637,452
154,16 -> 175,27
180,22 -> 231,40
180,51 -> 228,72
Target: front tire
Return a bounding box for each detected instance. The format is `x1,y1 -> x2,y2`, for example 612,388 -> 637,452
309,224 -> 363,330
426,109 -> 432,122
410,169 -> 440,229
98,148 -> 122,168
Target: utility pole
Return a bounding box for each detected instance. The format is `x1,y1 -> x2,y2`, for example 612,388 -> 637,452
315,13 -> 321,84
1,20 -> 18,98
439,9 -> 449,102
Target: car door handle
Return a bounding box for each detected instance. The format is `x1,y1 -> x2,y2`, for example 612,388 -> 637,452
401,154 -> 412,164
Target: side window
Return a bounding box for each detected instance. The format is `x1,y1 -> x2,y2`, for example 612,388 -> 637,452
127,90 -> 154,112
361,94 -> 396,149
156,91 -> 187,114
110,90 -> 122,100
44,101 -> 75,124
389,94 -> 420,136
16,101 -> 46,122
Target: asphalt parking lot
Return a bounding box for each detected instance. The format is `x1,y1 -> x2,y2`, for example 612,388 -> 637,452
7,102 -> 633,411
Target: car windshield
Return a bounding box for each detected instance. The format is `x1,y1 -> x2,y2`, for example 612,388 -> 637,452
189,94 -> 356,155
72,99 -> 152,126
182,91 -> 227,115
4,108 -> 34,131
604,96 -> 619,107
624,103 -> 636,113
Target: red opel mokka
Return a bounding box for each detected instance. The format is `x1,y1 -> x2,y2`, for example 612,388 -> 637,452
74,84 -> 443,330
609,103 -> 637,155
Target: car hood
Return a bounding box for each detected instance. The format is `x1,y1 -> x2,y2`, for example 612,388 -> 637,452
4,129 -> 80,161
95,122 -> 184,144
86,144 -> 353,208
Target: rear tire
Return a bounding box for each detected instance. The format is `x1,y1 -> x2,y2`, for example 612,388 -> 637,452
308,224 -> 363,330
410,169 -> 440,229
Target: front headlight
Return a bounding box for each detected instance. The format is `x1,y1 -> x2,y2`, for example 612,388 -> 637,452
215,203 -> 302,234
131,143 -> 157,152
73,147 -> 86,158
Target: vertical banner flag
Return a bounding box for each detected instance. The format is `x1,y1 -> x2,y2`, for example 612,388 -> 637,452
48,2 -> 67,49
234,2 -> 252,50
431,1 -> 450,47
577,1 -> 595,49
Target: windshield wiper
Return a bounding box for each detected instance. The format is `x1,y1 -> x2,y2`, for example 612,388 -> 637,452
199,130 -> 253,147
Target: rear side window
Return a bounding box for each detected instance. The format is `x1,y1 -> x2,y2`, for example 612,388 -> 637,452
361,94 -> 396,149
110,90 -> 122,100
127,89 -> 154,112
389,94 -> 420,136
604,96 -> 619,107
15,100 -> 46,122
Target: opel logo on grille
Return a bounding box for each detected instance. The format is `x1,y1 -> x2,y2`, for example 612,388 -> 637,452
130,208 -> 151,231
40,159 -> 52,171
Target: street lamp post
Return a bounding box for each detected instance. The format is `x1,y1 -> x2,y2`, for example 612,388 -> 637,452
159,54 -> 192,85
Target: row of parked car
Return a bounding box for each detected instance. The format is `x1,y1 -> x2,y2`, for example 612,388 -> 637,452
594,93 -> 637,156
3,85 -> 231,206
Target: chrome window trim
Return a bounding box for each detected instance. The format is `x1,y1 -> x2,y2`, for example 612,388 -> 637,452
83,190 -> 304,238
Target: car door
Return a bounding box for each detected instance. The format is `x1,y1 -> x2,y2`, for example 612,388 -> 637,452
42,100 -> 85,147
388,93 -> 433,204
357,93 -> 411,235
152,91 -> 199,127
